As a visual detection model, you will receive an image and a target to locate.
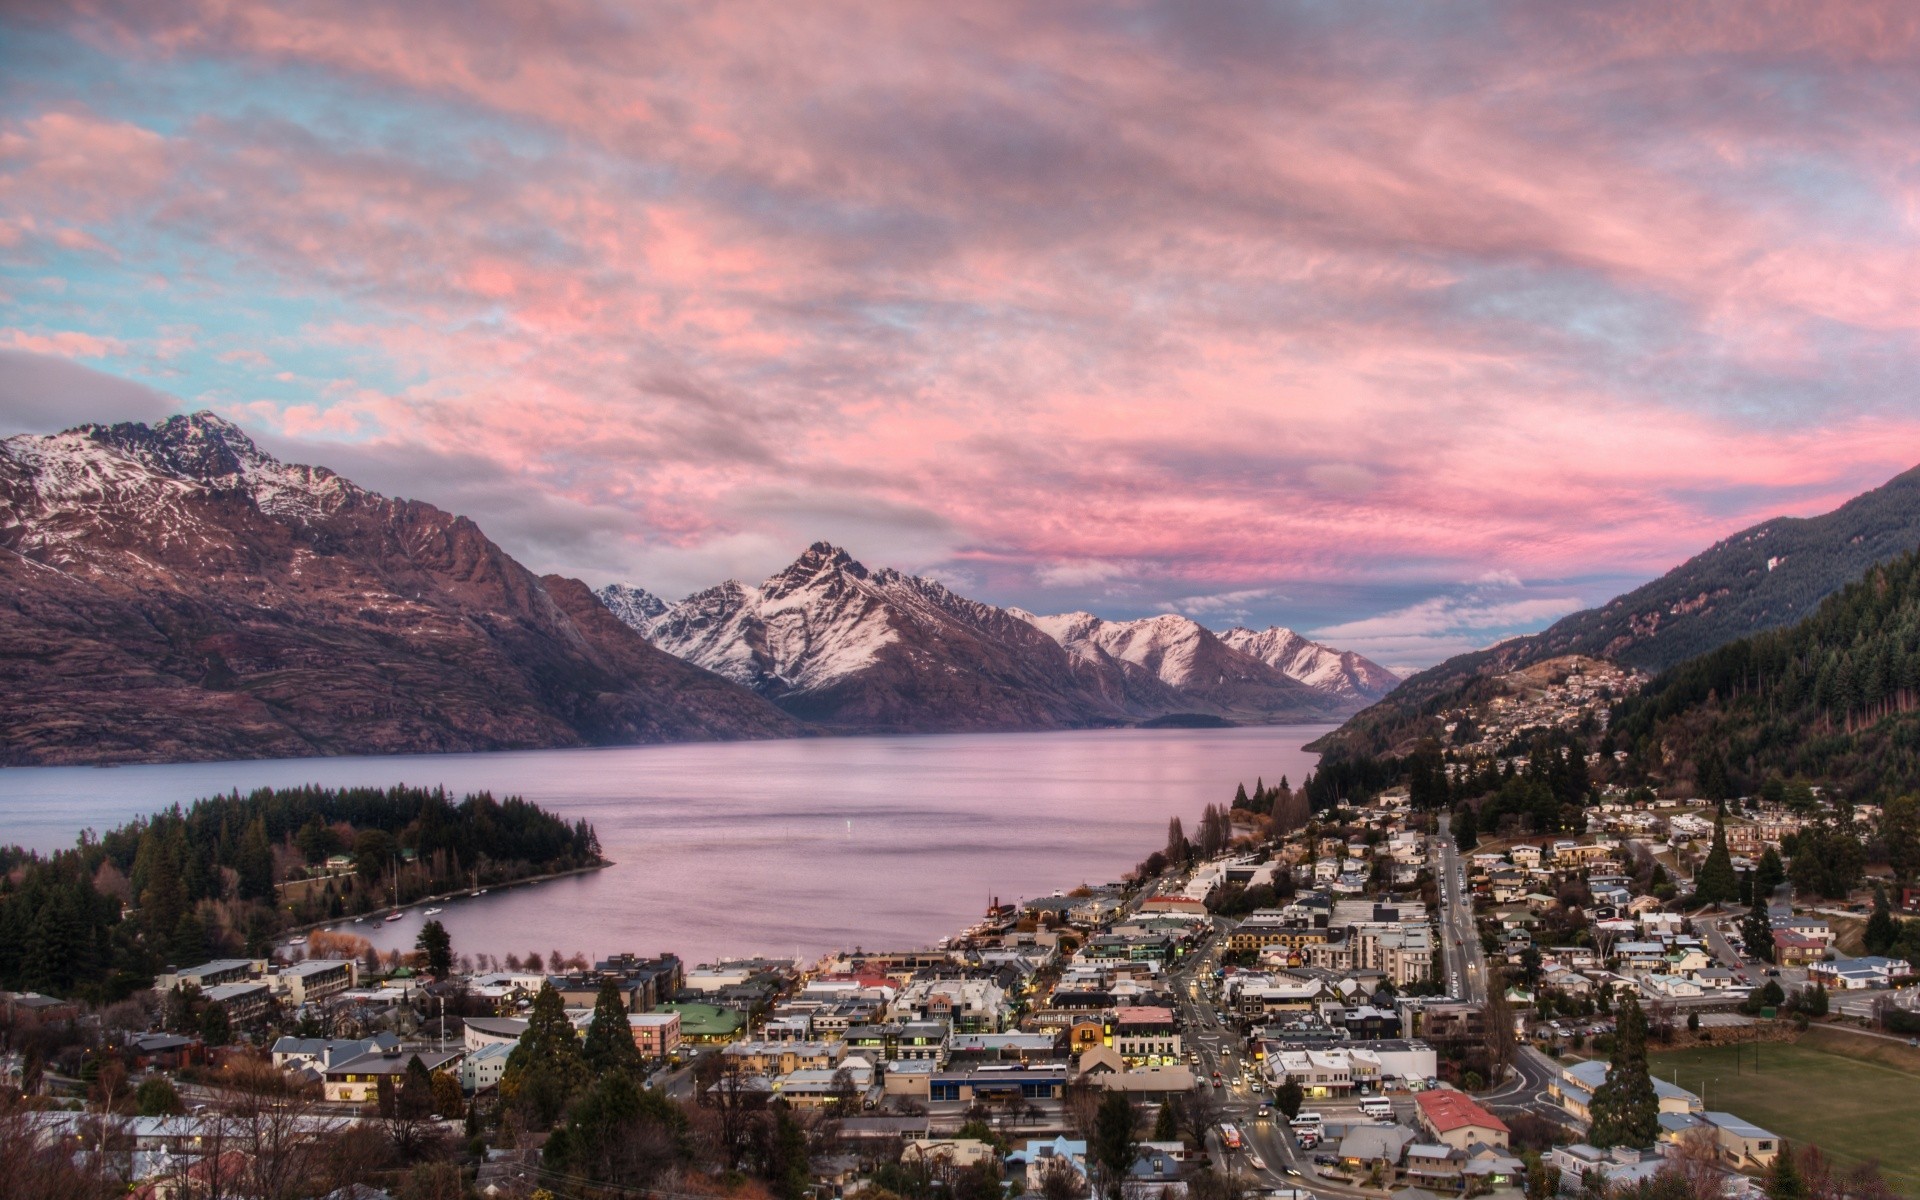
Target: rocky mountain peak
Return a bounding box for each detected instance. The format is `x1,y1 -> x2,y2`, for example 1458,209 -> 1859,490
84,411 -> 275,484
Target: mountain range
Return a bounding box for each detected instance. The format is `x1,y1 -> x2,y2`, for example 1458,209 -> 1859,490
0,413 -> 1394,765
1317,462 -> 1920,759
599,545 -> 1397,732
0,414 -> 800,765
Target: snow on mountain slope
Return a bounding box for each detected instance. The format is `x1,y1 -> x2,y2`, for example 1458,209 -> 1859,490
606,546 -> 1362,729
0,412 -> 798,764
1010,609 -> 1343,717
1219,626 -> 1400,703
632,544 -> 1113,730
594,582 -> 667,629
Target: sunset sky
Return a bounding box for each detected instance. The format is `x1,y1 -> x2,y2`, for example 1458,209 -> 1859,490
5,3 -> 1920,669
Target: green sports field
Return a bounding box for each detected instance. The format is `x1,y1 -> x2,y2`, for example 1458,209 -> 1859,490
1647,1030 -> 1920,1195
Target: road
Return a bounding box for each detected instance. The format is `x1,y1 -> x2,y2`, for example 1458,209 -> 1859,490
1432,817 -> 1487,1004
1171,922 -> 1384,1198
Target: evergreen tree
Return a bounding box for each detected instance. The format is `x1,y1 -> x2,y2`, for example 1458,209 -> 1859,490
236,816 -> 276,903
502,982 -> 587,1126
1089,1091 -> 1140,1200
1743,896 -> 1775,964
769,1104 -> 811,1200
582,979 -> 644,1075
200,1002 -> 231,1047
1454,803 -> 1479,853
415,920 -> 453,979
1587,994 -> 1659,1149
1754,847 -> 1787,900
1865,884 -> 1897,956
400,1055 -> 436,1119
1693,806 -> 1740,905
1153,1099 -> 1179,1141
1764,1141 -> 1806,1200
1274,1078 -> 1305,1119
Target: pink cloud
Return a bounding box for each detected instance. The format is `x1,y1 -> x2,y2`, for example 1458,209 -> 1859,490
7,3 -> 1920,660
0,328 -> 128,359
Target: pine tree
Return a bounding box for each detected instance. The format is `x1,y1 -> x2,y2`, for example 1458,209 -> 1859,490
237,817 -> 275,903
1153,1099 -> 1179,1141
1454,803 -> 1479,853
503,982 -> 587,1126
1754,847 -> 1787,900
1089,1091 -> 1140,1200
1693,805 -> 1740,905
415,920 -> 453,979
1744,897 -> 1775,964
1587,994 -> 1659,1149
1764,1141 -> 1806,1200
582,979 -> 644,1075
1865,884 -> 1897,956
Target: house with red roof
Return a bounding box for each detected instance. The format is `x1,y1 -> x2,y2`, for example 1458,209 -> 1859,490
1414,1088 -> 1510,1151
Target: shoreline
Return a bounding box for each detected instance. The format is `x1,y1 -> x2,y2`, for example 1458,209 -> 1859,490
276,860 -> 613,946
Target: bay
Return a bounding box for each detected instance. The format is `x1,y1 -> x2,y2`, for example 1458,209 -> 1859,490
0,725 -> 1331,967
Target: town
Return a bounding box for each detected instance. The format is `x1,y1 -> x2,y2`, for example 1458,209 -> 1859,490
6,770 -> 1918,1200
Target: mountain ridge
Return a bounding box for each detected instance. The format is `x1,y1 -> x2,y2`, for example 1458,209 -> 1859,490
599,546 -> 1397,731
0,413 -> 801,765
1315,461 -> 1920,760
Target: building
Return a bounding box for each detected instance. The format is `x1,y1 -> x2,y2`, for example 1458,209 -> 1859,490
628,1011 -> 683,1058
323,1047 -> 464,1103
1414,1088 -> 1510,1151
276,958 -> 357,1005
1701,1112 -> 1781,1168
203,980 -> 273,1025
1809,956 -> 1912,990
155,959 -> 255,993
1551,1060 -> 1701,1121
1113,1007 -> 1181,1065
271,1033 -> 398,1074
927,1065 -> 1068,1104
461,1042 -> 514,1093
1013,1137 -> 1088,1192
725,1041 -> 848,1075
1227,911 -> 1331,953
463,1017 -> 529,1051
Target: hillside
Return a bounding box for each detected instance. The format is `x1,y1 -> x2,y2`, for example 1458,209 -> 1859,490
0,414 -> 800,765
1610,548 -> 1920,801
1316,462 -> 1920,759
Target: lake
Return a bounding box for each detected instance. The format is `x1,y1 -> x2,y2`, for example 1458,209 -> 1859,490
0,725 -> 1332,967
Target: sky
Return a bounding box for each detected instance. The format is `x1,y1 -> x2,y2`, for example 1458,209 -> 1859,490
5,3 -> 1920,672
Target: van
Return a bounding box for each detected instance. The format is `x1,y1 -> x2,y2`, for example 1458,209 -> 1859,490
1290,1111 -> 1323,1129
1359,1098 -> 1392,1119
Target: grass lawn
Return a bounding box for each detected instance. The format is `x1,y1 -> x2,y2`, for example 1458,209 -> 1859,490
1648,1029 -> 1920,1195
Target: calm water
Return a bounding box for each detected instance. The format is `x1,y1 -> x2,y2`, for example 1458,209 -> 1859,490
0,726 -> 1331,966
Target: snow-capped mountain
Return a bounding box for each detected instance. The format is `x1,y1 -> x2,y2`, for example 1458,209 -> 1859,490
1010,610 -> 1373,716
631,543 -> 1135,731
596,582 -> 667,628
601,546 -> 1375,730
1219,626 -> 1400,704
0,413 -> 797,765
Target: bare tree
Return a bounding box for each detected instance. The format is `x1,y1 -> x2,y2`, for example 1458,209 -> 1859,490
1036,1152 -> 1090,1200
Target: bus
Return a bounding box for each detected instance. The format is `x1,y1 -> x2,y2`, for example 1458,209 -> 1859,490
1359,1098 -> 1393,1120
1220,1124 -> 1243,1151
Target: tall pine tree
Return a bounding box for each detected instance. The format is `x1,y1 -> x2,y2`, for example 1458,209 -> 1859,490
1693,805 -> 1740,905
1865,884 -> 1897,956
1744,896 -> 1775,964
1454,803 -> 1479,853
1587,994 -> 1659,1149
582,979 -> 644,1075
